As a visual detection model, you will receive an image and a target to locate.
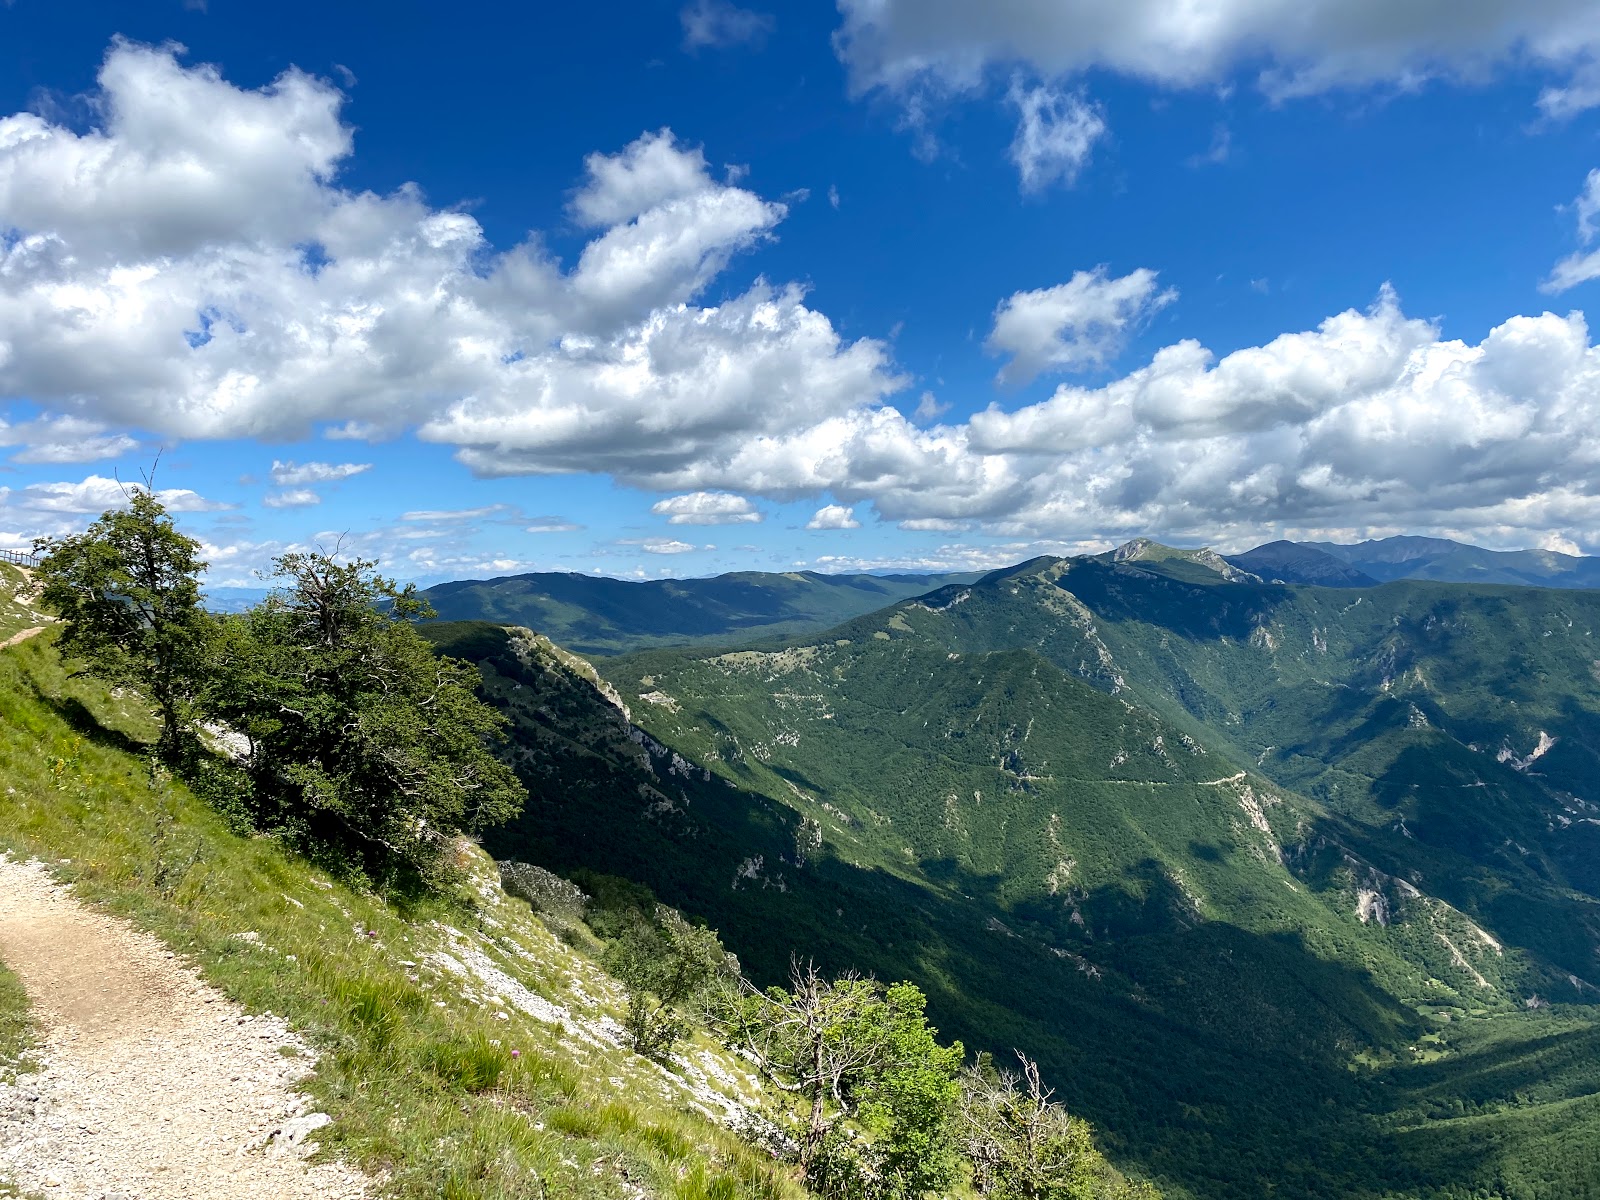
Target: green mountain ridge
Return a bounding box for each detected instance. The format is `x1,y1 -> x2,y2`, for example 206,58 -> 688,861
417,568 -> 984,655
419,542 -> 1600,1200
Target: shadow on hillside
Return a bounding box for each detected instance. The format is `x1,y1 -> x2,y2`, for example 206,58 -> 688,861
1054,563 -> 1295,643
465,624 -> 1597,1200
35,688 -> 147,757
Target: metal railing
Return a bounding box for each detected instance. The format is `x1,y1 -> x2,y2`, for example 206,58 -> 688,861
1,548 -> 39,568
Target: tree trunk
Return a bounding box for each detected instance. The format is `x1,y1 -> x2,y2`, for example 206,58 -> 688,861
802,1039 -> 828,1172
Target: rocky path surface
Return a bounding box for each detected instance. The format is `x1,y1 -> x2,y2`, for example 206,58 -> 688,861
0,856 -> 370,1199
0,626 -> 46,649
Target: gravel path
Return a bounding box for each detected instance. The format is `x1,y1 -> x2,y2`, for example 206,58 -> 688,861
0,626 -> 45,649
0,856 -> 371,1199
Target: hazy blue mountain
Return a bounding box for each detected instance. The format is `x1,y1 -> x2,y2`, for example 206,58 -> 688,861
1299,535 -> 1600,588
1224,539 -> 1380,586
418,568 -> 982,654
200,586 -> 273,613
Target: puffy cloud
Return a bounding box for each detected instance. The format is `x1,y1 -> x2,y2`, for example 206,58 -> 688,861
834,0 -> 1600,105
680,0 -> 775,51
6,42 -> 1600,560
807,504 -> 861,530
651,491 -> 762,524
0,39 -> 349,262
425,283 -> 902,480
1544,168 -> 1600,292
585,286 -> 1600,555
626,537 -> 699,554
569,129 -> 718,228
263,488 -> 320,508
1,474 -> 228,515
988,267 -> 1177,385
269,459 -> 371,485
0,46 -> 877,462
1007,81 -> 1106,192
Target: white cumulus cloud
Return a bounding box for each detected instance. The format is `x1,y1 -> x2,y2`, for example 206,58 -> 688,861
1,474 -> 228,515
0,44 -> 896,474
651,491 -> 762,524
807,504 -> 861,530
988,267 -> 1177,385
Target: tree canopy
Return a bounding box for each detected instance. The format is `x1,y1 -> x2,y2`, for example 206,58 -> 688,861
33,486 -> 210,759
207,550 -> 526,884
727,962 -> 965,1200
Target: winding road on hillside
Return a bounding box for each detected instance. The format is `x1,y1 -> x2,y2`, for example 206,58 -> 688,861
0,856 -> 370,1199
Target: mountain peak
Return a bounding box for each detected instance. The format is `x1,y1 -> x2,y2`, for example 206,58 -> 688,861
1108,538 -> 1259,582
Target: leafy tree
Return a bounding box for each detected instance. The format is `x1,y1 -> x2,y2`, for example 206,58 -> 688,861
602,904 -> 737,1058
207,551 -> 525,883
959,1052 -> 1158,1200
32,488 -> 211,759
727,961 -> 963,1200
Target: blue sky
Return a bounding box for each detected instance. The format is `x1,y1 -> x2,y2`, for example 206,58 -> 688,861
3,0 -> 1600,585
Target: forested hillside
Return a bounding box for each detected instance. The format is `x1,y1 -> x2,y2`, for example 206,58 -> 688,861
427,544 -> 1600,1200
418,570 -> 982,655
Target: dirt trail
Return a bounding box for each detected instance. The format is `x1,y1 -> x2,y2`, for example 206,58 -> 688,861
0,856 -> 370,1199
0,626 -> 45,650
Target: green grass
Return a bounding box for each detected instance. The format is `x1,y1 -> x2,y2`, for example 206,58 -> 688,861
0,961 -> 31,1083
0,630 -> 801,1200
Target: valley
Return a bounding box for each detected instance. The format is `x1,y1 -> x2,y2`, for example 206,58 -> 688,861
428,542 -> 1600,1200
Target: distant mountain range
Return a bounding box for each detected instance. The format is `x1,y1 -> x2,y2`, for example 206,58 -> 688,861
1226,535 -> 1600,589
417,568 -> 983,654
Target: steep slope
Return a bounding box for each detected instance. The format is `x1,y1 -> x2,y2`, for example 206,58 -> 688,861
968,553 -> 1600,984
1301,535 -> 1600,589
419,569 -> 981,655
0,630 -> 797,1200
428,613 -> 1600,1200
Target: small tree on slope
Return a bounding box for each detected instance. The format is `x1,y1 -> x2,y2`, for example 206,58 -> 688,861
726,961 -> 963,1200
33,488 -> 211,761
207,551 -> 526,884
959,1052 -> 1158,1200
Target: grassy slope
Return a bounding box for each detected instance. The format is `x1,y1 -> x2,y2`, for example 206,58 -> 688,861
418,620 -> 1600,1200
0,630 -> 797,1200
419,570 -> 981,656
